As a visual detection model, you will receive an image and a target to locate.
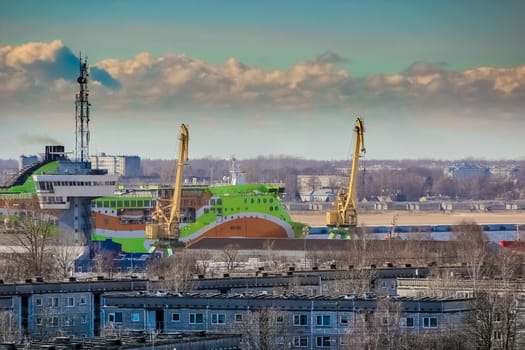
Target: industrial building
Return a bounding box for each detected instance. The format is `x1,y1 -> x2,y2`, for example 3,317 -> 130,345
88,154 -> 141,177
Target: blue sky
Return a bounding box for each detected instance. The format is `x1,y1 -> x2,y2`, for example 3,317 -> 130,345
1,0 -> 525,160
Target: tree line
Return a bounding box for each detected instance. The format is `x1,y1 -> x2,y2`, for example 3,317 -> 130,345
1,157 -> 524,201
140,157 -> 525,201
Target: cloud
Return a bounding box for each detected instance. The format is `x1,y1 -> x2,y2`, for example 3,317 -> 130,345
314,50 -> 348,64
0,40 -> 119,102
1,40 -> 525,129
91,67 -> 120,89
91,49 -> 350,111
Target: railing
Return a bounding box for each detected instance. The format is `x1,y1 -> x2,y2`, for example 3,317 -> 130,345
398,278 -> 525,293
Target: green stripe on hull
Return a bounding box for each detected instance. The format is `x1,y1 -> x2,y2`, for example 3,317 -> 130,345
92,233 -> 150,253
91,183 -> 308,252
2,161 -> 59,194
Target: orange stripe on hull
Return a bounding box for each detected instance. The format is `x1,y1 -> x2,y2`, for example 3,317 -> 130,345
198,217 -> 288,240
0,198 -> 35,207
92,212 -> 146,231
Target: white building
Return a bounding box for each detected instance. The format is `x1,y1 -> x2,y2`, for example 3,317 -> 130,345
88,154 -> 141,177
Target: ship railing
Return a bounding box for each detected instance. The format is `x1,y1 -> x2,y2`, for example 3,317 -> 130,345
0,193 -> 35,200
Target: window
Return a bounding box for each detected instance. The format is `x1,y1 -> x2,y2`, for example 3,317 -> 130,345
35,298 -> 42,306
81,315 -> 87,324
340,315 -> 349,324
47,297 -> 59,307
316,315 -> 331,327
131,312 -> 140,322
316,336 -> 331,348
406,317 -> 414,328
235,314 -> 243,322
172,313 -> 180,322
49,316 -> 59,327
64,316 -> 74,326
423,317 -> 438,328
79,296 -> 86,305
293,336 -> 308,347
66,297 -> 74,307
211,313 -> 225,324
275,336 -> 284,345
108,312 -> 123,323
494,330 -> 502,340
36,317 -> 42,325
189,313 -> 204,324
294,314 -> 308,326
276,315 -> 283,323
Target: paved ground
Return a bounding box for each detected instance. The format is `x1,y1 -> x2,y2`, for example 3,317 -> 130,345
290,211 -> 525,226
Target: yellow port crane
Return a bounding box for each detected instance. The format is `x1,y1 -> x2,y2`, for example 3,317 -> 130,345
146,123 -> 189,255
326,117 -> 365,239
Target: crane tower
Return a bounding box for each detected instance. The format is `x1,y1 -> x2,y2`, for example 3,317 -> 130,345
326,117 -> 365,239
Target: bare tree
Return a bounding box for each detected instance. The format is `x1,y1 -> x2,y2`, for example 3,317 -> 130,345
466,250 -> 524,350
236,308 -> 287,350
467,292 -> 522,350
50,230 -> 86,279
8,200 -> 58,279
451,220 -> 490,292
222,244 -> 240,271
346,297 -> 404,350
146,252 -> 196,293
346,297 -> 472,350
330,269 -> 376,297
92,249 -> 118,278
0,310 -> 23,342
194,250 -> 213,276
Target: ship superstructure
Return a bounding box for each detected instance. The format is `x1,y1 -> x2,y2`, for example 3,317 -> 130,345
91,178 -> 297,254
0,55 -> 118,236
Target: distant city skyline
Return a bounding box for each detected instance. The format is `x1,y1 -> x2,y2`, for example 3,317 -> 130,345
1,0 -> 525,160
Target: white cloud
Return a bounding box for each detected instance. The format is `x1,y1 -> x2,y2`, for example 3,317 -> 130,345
4,40 -> 63,68
1,41 -> 524,125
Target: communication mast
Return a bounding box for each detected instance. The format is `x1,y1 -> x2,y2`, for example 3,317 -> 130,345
75,53 -> 90,162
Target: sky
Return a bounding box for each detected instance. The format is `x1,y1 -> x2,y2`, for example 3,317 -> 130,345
1,0 -> 525,161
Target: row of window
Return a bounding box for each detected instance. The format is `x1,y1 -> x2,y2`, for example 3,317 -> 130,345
35,296 -> 86,307
294,314 -> 349,326
106,311 -> 439,330
40,196 -> 65,204
244,198 -> 274,204
35,314 -> 88,327
292,336 -> 344,348
38,181 -> 116,190
208,197 -> 275,206
204,206 -> 280,215
94,199 -> 153,209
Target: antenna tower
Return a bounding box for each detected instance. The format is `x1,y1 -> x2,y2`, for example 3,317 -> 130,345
75,53 -> 90,162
